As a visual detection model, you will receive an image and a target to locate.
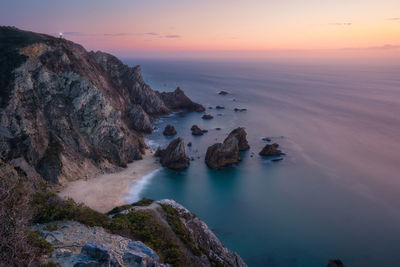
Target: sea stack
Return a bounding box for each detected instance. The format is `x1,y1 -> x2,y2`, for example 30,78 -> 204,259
158,138 -> 190,170
163,124 -> 177,136
259,143 -> 284,157
205,127 -> 249,169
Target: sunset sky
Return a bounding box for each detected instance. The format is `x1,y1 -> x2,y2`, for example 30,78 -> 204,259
1,0 -> 399,59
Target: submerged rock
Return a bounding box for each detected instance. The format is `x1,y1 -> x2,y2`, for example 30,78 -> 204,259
216,105 -> 225,109
218,90 -> 229,95
259,143 -> 284,157
205,127 -> 250,169
202,114 -> 214,120
163,124 -> 177,136
234,108 -> 247,112
159,138 -> 189,170
262,137 -> 272,142
327,259 -> 346,267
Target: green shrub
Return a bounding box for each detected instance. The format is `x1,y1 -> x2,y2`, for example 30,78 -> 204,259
107,198 -> 154,215
31,190 -> 111,227
28,231 -> 54,256
160,204 -> 201,256
109,209 -> 184,265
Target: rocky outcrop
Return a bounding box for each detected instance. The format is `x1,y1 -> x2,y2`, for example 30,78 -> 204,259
156,138 -> 189,170
0,27 -> 202,184
202,114 -> 213,120
216,105 -> 225,109
162,124 -> 177,136
157,87 -> 205,112
33,221 -> 165,267
157,200 -> 247,267
126,104 -> 152,133
205,128 -> 249,169
259,143 -> 283,157
191,125 -> 207,136
227,127 -> 250,151
218,91 -> 229,95
234,108 -> 247,112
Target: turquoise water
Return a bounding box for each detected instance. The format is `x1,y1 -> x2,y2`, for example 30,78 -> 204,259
124,59 -> 400,267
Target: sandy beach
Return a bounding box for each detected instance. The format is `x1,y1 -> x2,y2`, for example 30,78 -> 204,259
58,151 -> 161,213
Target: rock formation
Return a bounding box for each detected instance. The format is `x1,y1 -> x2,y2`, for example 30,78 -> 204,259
191,125 -> 207,136
33,221 -> 165,267
205,127 -> 249,169
0,26 -> 202,184
216,105 -> 225,109
157,138 -> 189,170
218,90 -> 229,95
202,114 -> 214,120
259,143 -> 284,157
234,108 -> 247,112
162,124 -> 177,136
33,200 -> 247,267
156,87 -> 205,112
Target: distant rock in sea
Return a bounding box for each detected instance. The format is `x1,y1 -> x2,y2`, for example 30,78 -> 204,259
157,138 -> 190,170
218,90 -> 229,95
205,127 -> 250,169
259,143 -> 284,157
157,87 -> 205,112
202,114 -> 214,120
234,108 -> 247,112
163,124 -> 177,136
191,125 -> 207,136
216,105 -> 225,109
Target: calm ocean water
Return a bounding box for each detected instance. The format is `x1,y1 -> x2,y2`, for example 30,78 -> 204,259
123,58 -> 400,267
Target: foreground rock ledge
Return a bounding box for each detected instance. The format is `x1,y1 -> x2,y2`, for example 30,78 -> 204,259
205,127 -> 250,169
33,200 -> 247,267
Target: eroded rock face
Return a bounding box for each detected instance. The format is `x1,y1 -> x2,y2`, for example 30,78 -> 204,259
259,143 -> 283,157
0,27 -> 202,184
158,138 -> 189,170
157,87 -> 205,112
162,124 -> 177,136
227,127 -> 250,151
205,127 -> 249,169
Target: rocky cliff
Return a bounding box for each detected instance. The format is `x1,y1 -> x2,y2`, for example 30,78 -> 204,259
0,26 -> 204,185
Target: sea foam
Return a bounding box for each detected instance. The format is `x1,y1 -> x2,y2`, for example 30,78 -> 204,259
124,168 -> 162,204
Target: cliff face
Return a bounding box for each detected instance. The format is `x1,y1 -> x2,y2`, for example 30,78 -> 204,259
0,27 -> 203,184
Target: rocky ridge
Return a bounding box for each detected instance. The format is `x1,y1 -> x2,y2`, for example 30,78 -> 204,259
0,26 -> 203,185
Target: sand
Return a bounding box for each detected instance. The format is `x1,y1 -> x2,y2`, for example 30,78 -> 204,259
58,151 -> 161,213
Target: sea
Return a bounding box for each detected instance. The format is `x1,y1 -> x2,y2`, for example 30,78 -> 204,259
122,58 -> 400,267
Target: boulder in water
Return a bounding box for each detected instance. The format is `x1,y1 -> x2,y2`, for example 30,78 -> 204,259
205,127 -> 250,169
158,138 -> 189,170
163,124 -> 177,136
259,143 -> 283,157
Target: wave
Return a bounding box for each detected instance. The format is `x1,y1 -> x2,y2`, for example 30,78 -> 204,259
124,168 -> 162,204
145,139 -> 161,151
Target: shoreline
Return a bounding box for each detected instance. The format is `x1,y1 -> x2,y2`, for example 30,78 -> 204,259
58,150 -> 161,213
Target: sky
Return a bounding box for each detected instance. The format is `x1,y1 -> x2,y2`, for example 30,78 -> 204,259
1,0 -> 399,59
